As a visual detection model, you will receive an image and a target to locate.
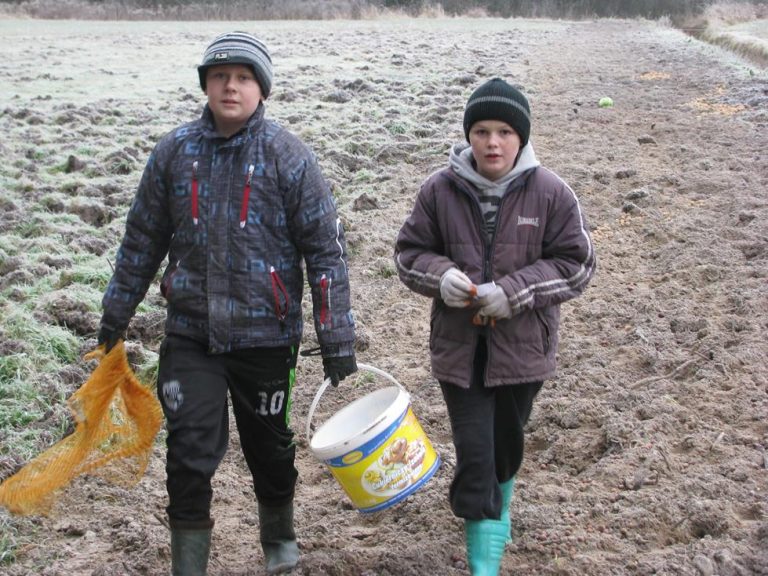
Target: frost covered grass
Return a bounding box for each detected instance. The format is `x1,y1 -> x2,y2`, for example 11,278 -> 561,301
685,1 -> 768,67
0,16 -> 476,468
1,15 -> 766,574
0,307 -> 80,456
703,19 -> 768,67
0,512 -> 19,565
1,13 -> 764,474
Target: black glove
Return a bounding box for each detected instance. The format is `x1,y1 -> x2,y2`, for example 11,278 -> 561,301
322,354 -> 357,387
97,325 -> 123,354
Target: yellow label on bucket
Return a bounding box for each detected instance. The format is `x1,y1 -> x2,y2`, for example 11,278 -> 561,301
326,408 -> 439,512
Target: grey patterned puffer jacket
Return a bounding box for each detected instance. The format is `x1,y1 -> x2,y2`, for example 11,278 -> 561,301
101,103 -> 355,355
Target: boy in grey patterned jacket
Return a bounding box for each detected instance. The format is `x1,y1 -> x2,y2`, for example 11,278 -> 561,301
98,31 -> 357,575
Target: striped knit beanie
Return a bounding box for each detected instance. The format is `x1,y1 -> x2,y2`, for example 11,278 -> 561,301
198,31 -> 273,98
463,78 -> 531,146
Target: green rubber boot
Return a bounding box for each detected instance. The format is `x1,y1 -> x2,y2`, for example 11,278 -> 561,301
499,477 -> 516,542
170,523 -> 212,576
259,502 -> 299,575
465,518 -> 509,576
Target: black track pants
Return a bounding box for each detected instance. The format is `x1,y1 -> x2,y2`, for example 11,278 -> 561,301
440,338 -> 542,520
157,335 -> 299,523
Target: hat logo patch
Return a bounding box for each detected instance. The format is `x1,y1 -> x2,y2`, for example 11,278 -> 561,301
213,52 -> 229,60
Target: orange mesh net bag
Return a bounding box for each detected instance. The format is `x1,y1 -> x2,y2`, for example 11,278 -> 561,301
0,341 -> 163,516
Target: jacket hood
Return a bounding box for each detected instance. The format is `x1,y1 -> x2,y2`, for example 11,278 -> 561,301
449,141 -> 540,191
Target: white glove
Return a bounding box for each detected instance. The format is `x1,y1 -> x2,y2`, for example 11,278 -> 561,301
477,285 -> 512,320
440,268 -> 474,308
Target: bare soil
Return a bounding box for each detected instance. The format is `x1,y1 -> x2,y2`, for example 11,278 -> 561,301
1,17 -> 767,576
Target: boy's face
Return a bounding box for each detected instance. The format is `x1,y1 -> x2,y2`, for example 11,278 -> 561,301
204,64 -> 263,137
468,120 -> 521,181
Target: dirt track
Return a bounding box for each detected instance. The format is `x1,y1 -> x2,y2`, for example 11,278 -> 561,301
1,17 -> 767,576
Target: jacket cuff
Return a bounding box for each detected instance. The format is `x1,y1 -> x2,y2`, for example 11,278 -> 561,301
320,341 -> 355,357
100,315 -> 129,335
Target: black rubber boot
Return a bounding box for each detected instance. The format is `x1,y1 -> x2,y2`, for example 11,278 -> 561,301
170,519 -> 213,576
259,501 -> 299,575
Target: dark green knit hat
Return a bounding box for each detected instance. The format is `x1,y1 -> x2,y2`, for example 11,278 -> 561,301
198,31 -> 273,97
463,78 -> 531,146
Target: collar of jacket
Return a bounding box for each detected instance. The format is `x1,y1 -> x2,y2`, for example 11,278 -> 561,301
446,163 -> 537,200
200,102 -> 266,140
449,141 -> 540,190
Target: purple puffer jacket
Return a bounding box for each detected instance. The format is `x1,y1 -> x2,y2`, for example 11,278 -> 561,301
394,164 -> 595,387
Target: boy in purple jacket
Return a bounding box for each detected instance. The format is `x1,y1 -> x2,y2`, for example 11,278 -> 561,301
394,78 -> 595,575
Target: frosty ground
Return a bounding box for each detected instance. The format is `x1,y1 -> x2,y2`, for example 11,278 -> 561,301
0,17 -> 767,576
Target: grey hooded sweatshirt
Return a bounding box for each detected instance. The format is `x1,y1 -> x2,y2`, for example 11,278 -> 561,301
395,142 -> 595,387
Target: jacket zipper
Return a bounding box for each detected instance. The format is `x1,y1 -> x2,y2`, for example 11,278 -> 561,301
191,160 -> 199,226
320,274 -> 331,329
240,164 -> 254,229
478,173 -> 536,379
455,179 -> 511,384
452,181 -> 492,381
483,194 -> 509,378
453,180 -> 492,281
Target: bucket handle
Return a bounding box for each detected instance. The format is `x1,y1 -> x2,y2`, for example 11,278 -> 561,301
305,362 -> 404,444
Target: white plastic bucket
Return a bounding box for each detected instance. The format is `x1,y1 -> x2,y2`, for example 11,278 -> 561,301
306,363 -> 440,513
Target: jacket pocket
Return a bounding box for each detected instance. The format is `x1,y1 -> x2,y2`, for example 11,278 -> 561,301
429,305 -> 438,352
535,309 -> 551,354
160,262 -> 179,299
161,247 -> 195,300
270,266 -> 290,321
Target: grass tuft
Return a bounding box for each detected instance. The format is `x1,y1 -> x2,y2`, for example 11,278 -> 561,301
4,310 -> 80,367
0,514 -> 18,565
